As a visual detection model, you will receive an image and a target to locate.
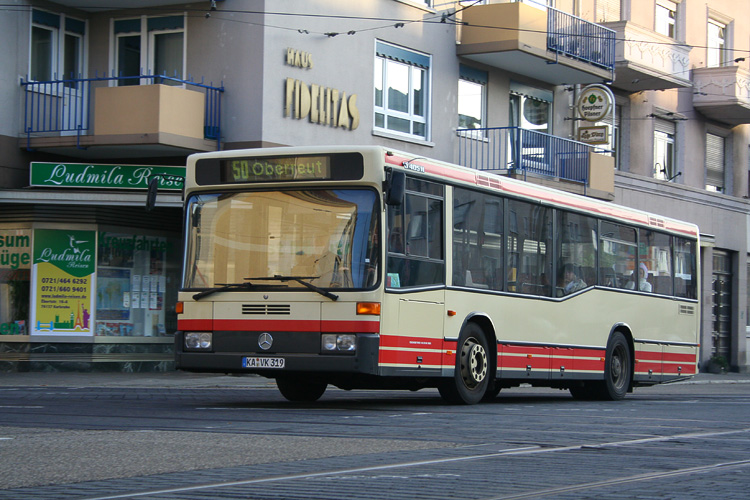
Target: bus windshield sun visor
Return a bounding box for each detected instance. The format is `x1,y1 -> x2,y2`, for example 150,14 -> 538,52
247,275 -> 339,301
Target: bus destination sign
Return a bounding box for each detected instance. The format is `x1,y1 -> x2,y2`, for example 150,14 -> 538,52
225,156 -> 331,183
195,152 -> 364,185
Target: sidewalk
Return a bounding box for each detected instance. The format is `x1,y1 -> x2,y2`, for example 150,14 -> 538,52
1,370 -> 749,389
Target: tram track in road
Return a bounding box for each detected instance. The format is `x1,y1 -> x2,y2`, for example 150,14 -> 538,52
66,428 -> 750,500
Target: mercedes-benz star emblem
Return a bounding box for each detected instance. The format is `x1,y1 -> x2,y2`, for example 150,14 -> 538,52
258,332 -> 273,351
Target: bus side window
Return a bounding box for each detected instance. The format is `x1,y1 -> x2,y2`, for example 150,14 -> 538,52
600,221 -> 636,290
674,237 -> 697,299
386,178 -> 445,288
453,187 -> 503,291
556,210 -> 597,296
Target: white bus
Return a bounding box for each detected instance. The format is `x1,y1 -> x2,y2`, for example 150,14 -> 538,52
171,146 -> 699,404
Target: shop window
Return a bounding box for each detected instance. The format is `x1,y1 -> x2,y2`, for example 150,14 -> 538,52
0,229 -> 32,336
374,41 -> 430,140
96,231 -> 180,336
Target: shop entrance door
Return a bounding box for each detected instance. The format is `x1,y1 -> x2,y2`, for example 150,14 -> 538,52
712,250 -> 732,361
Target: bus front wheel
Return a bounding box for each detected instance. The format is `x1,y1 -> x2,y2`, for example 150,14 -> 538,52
439,323 -> 490,405
276,376 -> 327,402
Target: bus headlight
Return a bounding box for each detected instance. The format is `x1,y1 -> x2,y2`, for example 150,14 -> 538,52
185,332 -> 212,350
321,334 -> 356,353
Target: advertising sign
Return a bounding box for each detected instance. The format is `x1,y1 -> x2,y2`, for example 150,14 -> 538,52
578,125 -> 610,145
30,163 -> 185,190
30,229 -> 96,336
576,86 -> 611,122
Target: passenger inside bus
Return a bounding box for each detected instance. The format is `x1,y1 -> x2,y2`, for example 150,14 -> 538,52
626,263 -> 652,292
560,264 -> 587,295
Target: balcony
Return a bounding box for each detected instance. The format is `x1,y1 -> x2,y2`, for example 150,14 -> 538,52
457,127 -> 614,199
602,21 -> 691,92
457,1 -> 614,85
20,74 -> 223,159
692,66 -> 750,126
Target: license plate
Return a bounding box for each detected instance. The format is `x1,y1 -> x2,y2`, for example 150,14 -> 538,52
242,357 -> 285,369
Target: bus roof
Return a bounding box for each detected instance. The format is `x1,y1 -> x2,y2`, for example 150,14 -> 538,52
384,149 -> 699,238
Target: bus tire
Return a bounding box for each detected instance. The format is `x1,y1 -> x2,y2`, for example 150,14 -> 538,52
599,331 -> 631,400
276,376 -> 327,402
438,323 -> 490,405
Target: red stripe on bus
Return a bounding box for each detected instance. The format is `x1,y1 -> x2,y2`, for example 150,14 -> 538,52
178,319 -> 213,330
663,352 -> 696,363
185,319 -> 380,333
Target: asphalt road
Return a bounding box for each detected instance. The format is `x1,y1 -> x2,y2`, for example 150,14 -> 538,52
1,372 -> 749,499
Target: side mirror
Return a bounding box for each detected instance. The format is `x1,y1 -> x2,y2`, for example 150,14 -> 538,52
384,170 -> 405,206
145,176 -> 159,212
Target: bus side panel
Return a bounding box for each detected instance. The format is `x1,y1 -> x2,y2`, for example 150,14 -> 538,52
379,290 -> 445,377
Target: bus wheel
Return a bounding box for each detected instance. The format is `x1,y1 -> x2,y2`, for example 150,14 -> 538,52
439,323 -> 489,405
276,376 -> 327,402
600,332 -> 631,400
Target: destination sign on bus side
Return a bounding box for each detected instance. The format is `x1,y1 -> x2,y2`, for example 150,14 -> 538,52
195,153 -> 364,185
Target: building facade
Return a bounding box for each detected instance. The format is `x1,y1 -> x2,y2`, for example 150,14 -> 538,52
0,0 -> 748,372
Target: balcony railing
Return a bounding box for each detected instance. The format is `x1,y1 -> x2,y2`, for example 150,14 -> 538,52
546,4 -> 615,75
20,73 -> 224,150
457,127 -> 603,187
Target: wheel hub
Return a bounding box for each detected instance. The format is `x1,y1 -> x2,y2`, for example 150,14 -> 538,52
460,338 -> 488,387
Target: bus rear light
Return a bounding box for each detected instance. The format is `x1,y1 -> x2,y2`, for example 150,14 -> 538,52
357,302 -> 381,315
185,332 -> 212,350
321,334 -> 356,353
175,302 -> 184,314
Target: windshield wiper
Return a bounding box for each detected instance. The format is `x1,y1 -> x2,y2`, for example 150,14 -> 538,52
192,281 -> 255,301
247,275 -> 339,301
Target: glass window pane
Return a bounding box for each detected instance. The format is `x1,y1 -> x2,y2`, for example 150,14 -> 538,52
154,31 -> 183,84
0,229 -> 31,335
507,199 -> 552,296
674,237 -> 697,299
600,222 -> 637,289
640,230 -> 672,294
63,33 -> 82,86
412,121 -> 426,138
453,188 -> 503,290
412,66 -> 425,117
31,26 -> 53,81
556,211 -> 597,295
386,60 -> 409,113
374,59 -> 383,108
117,35 -> 141,86
387,115 -> 411,134
458,79 -> 483,129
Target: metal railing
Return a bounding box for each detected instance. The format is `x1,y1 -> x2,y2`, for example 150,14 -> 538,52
20,73 -> 224,150
457,127 -> 600,186
546,4 -> 616,77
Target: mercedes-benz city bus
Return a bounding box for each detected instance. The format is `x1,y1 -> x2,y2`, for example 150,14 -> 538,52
171,146 -> 700,404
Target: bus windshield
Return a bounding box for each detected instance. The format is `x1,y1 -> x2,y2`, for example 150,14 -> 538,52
184,189 -> 379,290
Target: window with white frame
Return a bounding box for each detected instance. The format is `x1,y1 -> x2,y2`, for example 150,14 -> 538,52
707,18 -> 727,67
655,0 -> 677,39
30,9 -> 85,85
654,119 -> 676,181
706,132 -> 726,192
458,65 -> 487,132
113,15 -> 185,86
374,41 -> 430,140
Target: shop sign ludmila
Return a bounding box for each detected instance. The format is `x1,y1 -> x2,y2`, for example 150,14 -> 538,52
30,163 -> 185,190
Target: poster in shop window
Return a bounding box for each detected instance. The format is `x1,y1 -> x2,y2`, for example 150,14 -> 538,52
30,229 -> 96,336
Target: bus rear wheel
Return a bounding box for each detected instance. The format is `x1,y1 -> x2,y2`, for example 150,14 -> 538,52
600,332 -> 631,400
276,376 -> 327,402
439,323 -> 490,405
